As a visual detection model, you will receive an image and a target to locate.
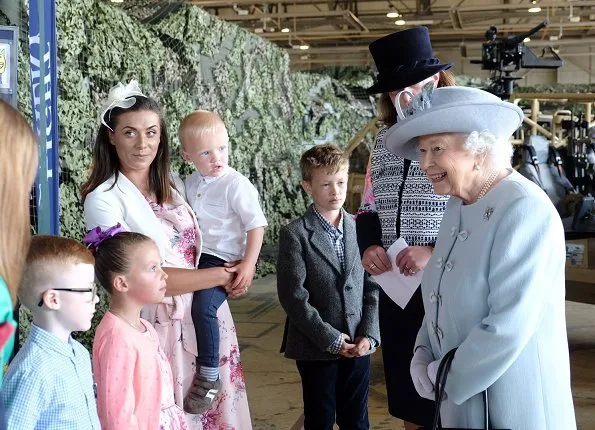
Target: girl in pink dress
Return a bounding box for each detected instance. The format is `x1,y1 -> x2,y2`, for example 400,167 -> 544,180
85,227 -> 188,430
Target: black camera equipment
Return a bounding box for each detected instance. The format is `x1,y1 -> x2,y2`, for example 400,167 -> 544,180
472,21 -> 564,99
561,113 -> 595,196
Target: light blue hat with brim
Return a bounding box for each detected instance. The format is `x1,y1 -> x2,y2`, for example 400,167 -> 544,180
384,86 -> 524,161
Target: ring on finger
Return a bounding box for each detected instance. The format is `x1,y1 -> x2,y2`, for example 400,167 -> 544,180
409,268 -> 416,274
370,263 -> 377,269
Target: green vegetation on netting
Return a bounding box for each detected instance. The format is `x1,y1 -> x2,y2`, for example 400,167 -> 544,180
9,0 -> 375,349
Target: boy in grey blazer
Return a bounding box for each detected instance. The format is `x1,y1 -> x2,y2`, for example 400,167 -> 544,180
277,144 -> 380,430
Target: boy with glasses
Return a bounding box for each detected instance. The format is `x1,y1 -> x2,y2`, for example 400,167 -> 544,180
2,235 -> 101,429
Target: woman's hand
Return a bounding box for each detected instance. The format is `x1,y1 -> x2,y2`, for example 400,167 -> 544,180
426,359 -> 447,400
224,260 -> 241,268
228,260 -> 256,291
410,347 -> 435,400
395,245 -> 433,276
223,261 -> 251,299
361,245 -> 392,276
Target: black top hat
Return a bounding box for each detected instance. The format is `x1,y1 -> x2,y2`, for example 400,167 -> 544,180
366,27 -> 452,94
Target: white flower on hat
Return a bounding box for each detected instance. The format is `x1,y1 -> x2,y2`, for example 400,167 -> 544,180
395,82 -> 435,121
99,79 -> 145,131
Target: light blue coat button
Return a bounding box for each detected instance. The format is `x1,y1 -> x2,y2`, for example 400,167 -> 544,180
445,261 -> 454,271
429,291 -> 442,305
457,230 -> 468,241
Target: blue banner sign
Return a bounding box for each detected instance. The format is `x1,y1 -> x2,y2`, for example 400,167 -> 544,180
29,0 -> 60,235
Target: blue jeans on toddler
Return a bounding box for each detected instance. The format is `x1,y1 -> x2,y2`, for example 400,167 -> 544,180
191,253 -> 228,369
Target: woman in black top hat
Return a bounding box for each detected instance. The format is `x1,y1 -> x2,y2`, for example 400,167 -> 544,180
356,26 -> 455,429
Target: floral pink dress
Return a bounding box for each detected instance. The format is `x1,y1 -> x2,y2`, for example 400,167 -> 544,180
142,198 -> 252,429
152,329 -> 188,430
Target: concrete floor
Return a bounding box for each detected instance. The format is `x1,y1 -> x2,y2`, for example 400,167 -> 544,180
231,275 -> 595,430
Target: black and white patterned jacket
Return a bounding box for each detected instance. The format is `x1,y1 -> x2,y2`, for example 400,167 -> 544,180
359,128 -> 449,250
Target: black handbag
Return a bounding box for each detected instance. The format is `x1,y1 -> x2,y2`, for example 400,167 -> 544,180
424,348 -> 511,430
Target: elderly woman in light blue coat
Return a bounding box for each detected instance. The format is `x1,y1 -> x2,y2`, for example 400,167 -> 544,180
383,86 -> 576,429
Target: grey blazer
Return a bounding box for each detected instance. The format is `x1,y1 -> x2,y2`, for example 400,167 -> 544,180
276,205 -> 380,361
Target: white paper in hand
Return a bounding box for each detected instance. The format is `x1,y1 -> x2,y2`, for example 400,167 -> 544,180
371,238 -> 423,309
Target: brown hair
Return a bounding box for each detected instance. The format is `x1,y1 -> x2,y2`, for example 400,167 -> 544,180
19,235 -> 95,309
179,110 -> 228,150
0,100 -> 38,305
300,143 -> 349,181
80,96 -> 173,204
377,70 -> 457,127
93,232 -> 154,294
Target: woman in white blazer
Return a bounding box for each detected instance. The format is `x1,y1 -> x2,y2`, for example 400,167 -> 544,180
383,85 -> 576,429
81,81 -> 252,428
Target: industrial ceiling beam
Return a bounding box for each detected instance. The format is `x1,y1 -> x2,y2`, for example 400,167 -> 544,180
263,22 -> 595,40
189,0 -> 336,6
286,37 -> 595,54
218,10 -> 350,21
452,0 -> 595,12
213,9 -> 579,22
287,45 -> 370,53
191,0 -> 595,12
185,0 -> 595,69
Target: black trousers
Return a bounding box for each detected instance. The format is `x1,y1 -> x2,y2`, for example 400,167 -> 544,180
379,288 -> 434,426
296,356 -> 371,430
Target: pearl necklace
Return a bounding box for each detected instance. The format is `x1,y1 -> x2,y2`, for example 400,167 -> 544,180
476,169 -> 500,201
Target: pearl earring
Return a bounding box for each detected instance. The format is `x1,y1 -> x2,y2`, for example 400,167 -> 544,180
474,164 -> 480,171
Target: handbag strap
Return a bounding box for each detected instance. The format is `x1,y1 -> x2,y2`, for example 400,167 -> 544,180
432,348 -> 456,430
432,348 -> 490,430
395,159 -> 412,238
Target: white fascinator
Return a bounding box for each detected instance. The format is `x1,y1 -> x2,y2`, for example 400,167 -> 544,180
99,80 -> 145,131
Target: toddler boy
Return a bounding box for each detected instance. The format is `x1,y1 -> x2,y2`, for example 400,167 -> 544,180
180,110 -> 267,414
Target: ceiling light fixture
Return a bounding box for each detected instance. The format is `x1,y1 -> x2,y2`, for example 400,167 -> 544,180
281,27 -> 290,33
386,5 -> 401,18
232,4 -> 249,15
395,19 -> 406,26
299,44 -> 310,50
528,7 -> 542,13
523,37 -> 531,42
110,0 -> 123,3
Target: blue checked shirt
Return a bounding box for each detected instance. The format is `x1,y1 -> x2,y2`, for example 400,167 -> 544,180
2,324 -> 101,430
313,207 -> 377,355
313,206 -> 345,269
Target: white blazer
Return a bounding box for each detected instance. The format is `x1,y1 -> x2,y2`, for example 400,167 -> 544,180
83,172 -> 202,263
84,172 -> 203,357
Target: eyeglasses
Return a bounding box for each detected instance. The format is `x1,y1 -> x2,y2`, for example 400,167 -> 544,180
37,284 -> 98,307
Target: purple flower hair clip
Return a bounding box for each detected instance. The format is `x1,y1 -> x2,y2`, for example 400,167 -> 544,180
82,223 -> 126,254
